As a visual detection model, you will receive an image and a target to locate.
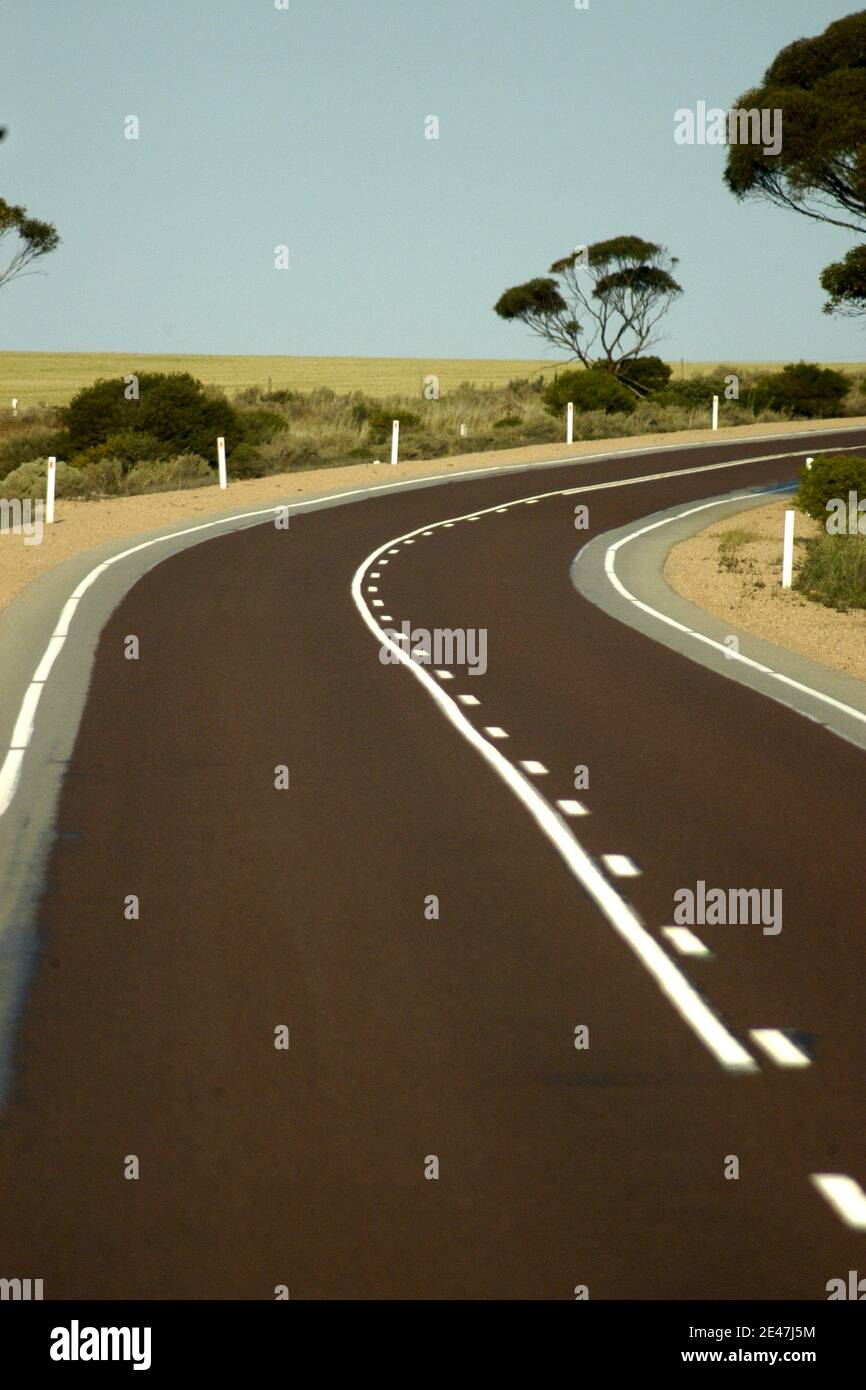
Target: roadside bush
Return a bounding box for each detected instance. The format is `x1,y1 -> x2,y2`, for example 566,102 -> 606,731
760,362 -> 850,418
617,356 -> 672,395
0,427 -> 66,478
64,373 -> 242,457
237,408 -> 286,444
795,454 -> 866,523
79,457 -> 126,496
124,453 -> 213,493
544,368 -> 635,416
254,432 -> 322,472
493,415 -> 523,429
652,375 -> 729,408
366,408 -> 421,442
226,442 -> 264,478
795,534 -> 866,610
69,430 -> 164,472
0,457 -> 86,500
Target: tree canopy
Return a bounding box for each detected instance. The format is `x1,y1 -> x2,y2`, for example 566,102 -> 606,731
494,236 -> 681,387
724,9 -> 866,317
0,198 -> 60,292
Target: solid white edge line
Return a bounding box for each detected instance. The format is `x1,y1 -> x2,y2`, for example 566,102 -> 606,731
351,530 -> 758,1074
604,488 -> 866,729
3,429 -> 861,821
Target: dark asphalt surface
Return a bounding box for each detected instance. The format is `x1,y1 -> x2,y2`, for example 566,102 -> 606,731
1,429 -> 865,1299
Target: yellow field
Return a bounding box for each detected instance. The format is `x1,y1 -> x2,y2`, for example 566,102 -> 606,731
0,351 -> 863,408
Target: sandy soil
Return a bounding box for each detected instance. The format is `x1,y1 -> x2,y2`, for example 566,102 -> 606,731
665,498 -> 866,683
0,416 -> 861,617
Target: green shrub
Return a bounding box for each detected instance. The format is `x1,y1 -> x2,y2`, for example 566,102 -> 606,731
0,427 -> 67,478
794,454 -> 866,523
544,369 -> 635,416
254,432 -> 322,472
617,356 -> 672,395
79,457 -> 126,495
760,362 -> 850,418
70,430 -> 164,472
795,534 -> 866,610
226,442 -> 264,478
261,389 -> 298,406
124,453 -> 213,494
653,376 -> 729,407
64,372 -> 242,457
237,408 -> 286,444
493,415 -> 523,429
366,409 -> 421,442
0,457 -> 86,500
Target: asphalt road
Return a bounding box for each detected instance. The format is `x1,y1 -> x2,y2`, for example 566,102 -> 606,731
1,428 -> 865,1300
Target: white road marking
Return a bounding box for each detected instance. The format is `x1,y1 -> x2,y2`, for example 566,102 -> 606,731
811,1175 -> 866,1229
602,854 -> 640,878
367,586 -> 378,593
435,670 -> 454,680
749,1029 -> 811,1068
605,489 -> 866,731
404,539 -> 415,544
458,694 -> 480,706
380,615 -> 393,621
484,726 -> 509,739
370,571 -> 380,577
352,521 -> 763,1072
372,599 -> 385,608
519,760 -> 548,775
422,531 -> 433,536
556,798 -> 589,816
6,430 -> 859,823
662,927 -> 711,957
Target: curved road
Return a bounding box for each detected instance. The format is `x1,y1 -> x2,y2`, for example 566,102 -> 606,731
1,428 -> 865,1299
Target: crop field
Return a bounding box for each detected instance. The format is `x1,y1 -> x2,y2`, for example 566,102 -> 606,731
2,351 -> 864,409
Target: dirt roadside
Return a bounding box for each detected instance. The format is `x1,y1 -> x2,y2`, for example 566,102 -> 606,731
665,497 -> 866,684
1,417 -> 860,617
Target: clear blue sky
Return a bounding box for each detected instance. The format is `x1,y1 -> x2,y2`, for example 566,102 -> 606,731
2,0 -> 864,362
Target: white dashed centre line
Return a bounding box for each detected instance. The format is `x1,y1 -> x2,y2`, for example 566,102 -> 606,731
749,1029 -> 811,1068
484,727 -> 509,740
519,760 -> 548,775
602,854 -> 641,878
811,1175 -> 866,1229
458,694 -> 480,706
435,670 -> 454,680
662,927 -> 711,958
556,798 -> 589,817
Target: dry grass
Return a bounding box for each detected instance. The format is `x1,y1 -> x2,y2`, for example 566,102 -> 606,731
2,351 -> 864,409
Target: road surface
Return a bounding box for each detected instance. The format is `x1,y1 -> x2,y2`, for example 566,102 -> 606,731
1,427 -> 865,1299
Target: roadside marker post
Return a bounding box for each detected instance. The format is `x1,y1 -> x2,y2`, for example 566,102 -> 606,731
782,508 -> 795,588
46,456 -> 56,524
567,402 -> 574,445
712,395 -> 719,431
11,397 -> 17,417
391,419 -> 399,466
217,436 -> 227,490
